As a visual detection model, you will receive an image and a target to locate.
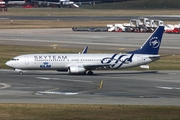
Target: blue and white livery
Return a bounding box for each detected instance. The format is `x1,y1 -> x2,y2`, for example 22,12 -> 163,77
6,26 -> 164,75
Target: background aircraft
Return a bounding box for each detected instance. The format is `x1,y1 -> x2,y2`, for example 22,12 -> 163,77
8,0 -> 25,4
6,26 -> 164,75
31,0 -> 79,8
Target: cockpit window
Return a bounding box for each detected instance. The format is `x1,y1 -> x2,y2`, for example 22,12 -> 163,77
12,59 -> 19,61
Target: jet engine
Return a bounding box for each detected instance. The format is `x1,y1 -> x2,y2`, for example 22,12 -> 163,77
68,65 -> 86,74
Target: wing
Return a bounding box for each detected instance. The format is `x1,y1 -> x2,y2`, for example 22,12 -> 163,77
83,64 -> 111,70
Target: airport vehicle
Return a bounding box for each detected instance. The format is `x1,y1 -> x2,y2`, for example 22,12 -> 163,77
0,0 -> 7,11
165,27 -> 180,34
6,26 -> 164,75
0,0 -> 5,5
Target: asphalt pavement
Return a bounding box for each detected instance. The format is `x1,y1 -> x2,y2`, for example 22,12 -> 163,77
0,70 -> 180,105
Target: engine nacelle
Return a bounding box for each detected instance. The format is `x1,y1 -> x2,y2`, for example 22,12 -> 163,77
68,65 -> 86,74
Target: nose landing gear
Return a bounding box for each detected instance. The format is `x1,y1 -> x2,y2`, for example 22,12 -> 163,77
15,69 -> 23,75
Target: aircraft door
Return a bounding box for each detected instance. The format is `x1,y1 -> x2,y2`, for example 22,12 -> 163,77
24,56 -> 29,66
137,56 -> 143,65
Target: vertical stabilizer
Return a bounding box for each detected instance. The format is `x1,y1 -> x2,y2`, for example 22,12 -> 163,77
129,26 -> 164,55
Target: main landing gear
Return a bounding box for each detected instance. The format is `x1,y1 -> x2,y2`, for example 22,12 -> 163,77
87,70 -> 93,75
19,71 -> 23,75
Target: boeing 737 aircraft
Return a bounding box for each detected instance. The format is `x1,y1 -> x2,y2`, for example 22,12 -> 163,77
6,26 -> 164,75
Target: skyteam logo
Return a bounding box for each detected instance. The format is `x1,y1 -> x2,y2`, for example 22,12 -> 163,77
149,37 -> 160,48
101,54 -> 133,69
40,62 -> 51,68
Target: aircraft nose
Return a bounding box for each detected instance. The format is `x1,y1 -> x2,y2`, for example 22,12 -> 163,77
5,61 -> 12,67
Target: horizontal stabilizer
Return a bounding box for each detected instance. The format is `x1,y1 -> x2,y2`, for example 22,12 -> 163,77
149,55 -> 160,58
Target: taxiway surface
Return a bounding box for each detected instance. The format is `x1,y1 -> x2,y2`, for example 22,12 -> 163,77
0,29 -> 180,54
0,70 -> 180,105
0,29 -> 180,105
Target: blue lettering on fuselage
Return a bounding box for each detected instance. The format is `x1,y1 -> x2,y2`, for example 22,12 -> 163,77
34,55 -> 67,61
40,62 -> 51,68
40,64 -> 51,68
101,54 -> 133,69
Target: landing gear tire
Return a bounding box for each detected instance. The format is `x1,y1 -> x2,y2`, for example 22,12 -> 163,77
87,70 -> 93,75
19,71 -> 23,75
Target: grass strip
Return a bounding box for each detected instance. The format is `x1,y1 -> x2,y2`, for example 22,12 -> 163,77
0,20 -> 127,29
0,104 -> 180,120
2,8 -> 180,16
1,20 -> 179,29
1,8 -> 179,29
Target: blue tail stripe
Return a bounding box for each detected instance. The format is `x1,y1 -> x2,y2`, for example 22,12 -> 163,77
129,26 -> 164,55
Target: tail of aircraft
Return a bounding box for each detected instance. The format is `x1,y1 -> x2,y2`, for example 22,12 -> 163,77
129,26 -> 164,55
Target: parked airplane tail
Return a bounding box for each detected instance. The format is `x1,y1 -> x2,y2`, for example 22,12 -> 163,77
129,26 -> 164,55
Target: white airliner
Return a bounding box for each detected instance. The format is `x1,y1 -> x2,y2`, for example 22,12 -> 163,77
31,0 -> 79,8
8,1 -> 25,5
6,26 -> 164,75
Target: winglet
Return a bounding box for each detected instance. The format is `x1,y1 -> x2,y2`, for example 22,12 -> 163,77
79,46 -> 88,54
82,46 -> 88,54
129,26 -> 164,55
